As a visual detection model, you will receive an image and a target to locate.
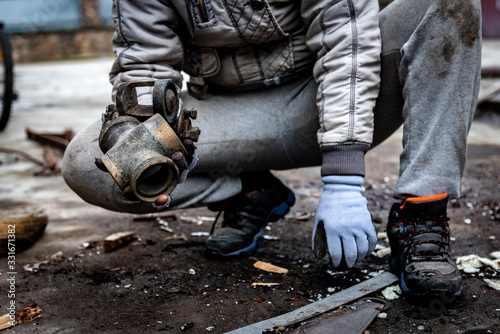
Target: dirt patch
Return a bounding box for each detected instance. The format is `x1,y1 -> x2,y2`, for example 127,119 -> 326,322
0,150 -> 498,334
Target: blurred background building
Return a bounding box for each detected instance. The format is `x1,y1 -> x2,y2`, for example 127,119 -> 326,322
0,0 -> 113,62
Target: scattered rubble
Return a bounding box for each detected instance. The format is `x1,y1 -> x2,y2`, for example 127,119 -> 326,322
456,254 -> 500,273
23,260 -> 50,272
381,284 -> 402,300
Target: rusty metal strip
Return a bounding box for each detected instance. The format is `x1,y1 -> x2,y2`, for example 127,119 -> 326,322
225,271 -> 398,334
26,127 -> 74,151
100,154 -> 127,190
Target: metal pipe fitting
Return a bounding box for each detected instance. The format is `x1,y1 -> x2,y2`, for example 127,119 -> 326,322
96,80 -> 200,203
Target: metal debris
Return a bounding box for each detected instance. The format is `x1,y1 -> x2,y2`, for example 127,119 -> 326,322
292,298 -> 388,333
133,212 -> 177,222
26,128 -> 74,151
0,147 -> 44,165
226,272 -> 398,334
179,215 -> 215,225
34,146 -> 63,176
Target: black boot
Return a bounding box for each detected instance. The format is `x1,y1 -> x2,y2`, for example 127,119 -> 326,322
205,172 -> 295,258
387,193 -> 462,297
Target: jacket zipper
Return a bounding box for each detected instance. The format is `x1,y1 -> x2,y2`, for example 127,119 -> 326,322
198,0 -> 209,22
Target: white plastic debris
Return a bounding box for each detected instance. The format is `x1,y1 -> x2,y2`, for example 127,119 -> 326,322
263,235 -> 280,240
483,279 -> 500,291
456,254 -> 500,273
381,284 -> 402,300
191,232 -> 210,237
464,218 -> 472,224
368,270 -> 386,277
491,251 -> 500,259
189,268 -> 196,275
377,312 -> 388,319
372,244 -> 391,258
377,232 -> 389,243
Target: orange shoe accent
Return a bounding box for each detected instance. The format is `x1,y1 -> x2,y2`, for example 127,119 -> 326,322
400,193 -> 448,210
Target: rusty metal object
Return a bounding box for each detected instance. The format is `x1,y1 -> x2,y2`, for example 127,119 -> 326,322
97,79 -> 200,203
26,128 -> 75,151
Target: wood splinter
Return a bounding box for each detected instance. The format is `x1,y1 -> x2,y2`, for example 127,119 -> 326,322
103,231 -> 138,253
0,304 -> 42,330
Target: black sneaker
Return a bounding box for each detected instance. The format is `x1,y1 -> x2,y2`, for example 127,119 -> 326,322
387,193 -> 463,298
205,172 -> 295,258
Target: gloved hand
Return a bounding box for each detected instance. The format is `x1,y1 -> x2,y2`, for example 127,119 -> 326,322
313,175 -> 377,268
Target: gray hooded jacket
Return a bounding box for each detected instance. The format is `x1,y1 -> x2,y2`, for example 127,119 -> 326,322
109,0 -> 381,176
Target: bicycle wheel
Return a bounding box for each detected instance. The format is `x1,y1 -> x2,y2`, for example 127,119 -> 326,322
0,24 -> 14,132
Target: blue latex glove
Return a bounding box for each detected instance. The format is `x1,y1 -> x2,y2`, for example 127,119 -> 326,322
312,175 -> 377,268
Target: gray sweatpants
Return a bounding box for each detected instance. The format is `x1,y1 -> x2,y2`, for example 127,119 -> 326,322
62,0 -> 481,214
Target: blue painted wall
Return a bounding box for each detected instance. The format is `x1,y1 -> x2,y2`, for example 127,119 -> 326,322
0,0 -> 113,34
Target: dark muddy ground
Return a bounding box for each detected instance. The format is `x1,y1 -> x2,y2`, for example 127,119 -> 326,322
0,136 -> 499,334
0,59 -> 499,334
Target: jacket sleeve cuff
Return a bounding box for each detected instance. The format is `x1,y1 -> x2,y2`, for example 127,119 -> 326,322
321,143 -> 369,177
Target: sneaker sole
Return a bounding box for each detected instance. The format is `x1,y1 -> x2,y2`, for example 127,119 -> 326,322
388,253 -> 463,298
205,189 -> 295,258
